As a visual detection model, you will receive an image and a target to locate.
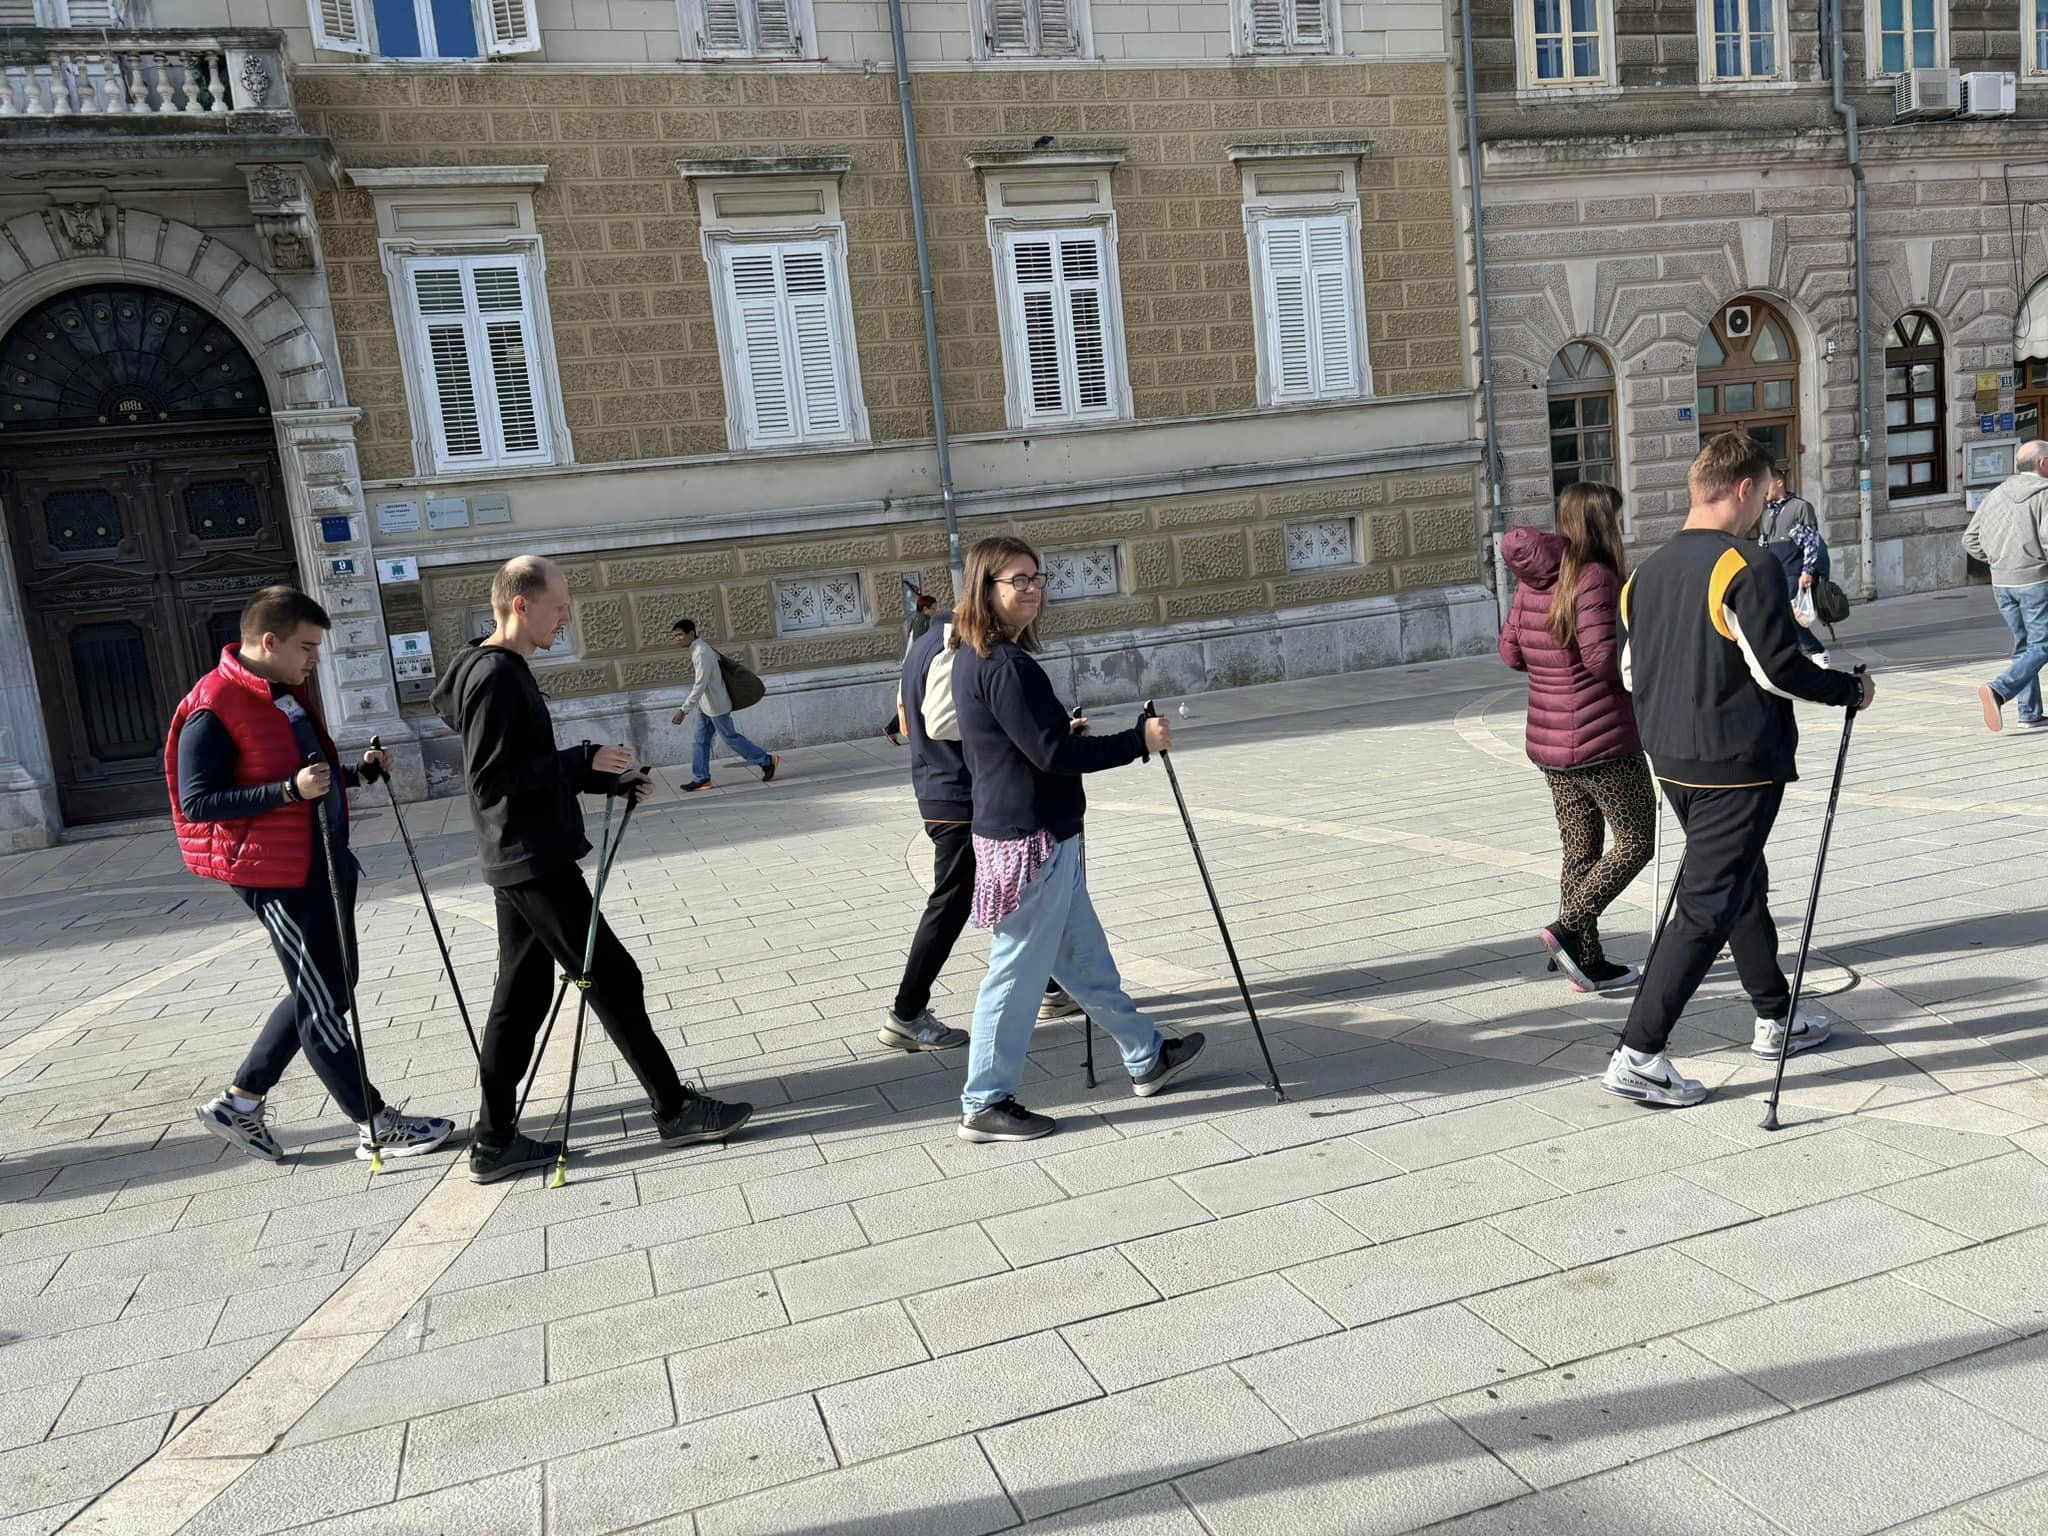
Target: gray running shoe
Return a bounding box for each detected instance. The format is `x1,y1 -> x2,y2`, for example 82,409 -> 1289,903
1038,987 -> 1084,1022
878,1008 -> 969,1051
358,1106 -> 456,1161
1131,1032 -> 1207,1098
195,1093 -> 283,1163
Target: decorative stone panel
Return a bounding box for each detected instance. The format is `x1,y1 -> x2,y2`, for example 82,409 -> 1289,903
1174,531 -> 1251,584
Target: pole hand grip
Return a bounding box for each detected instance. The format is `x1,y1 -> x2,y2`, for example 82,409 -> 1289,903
1137,698 -> 1156,762
360,734 -> 387,785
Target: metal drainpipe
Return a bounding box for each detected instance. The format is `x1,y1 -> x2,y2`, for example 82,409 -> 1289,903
888,0 -> 964,593
1457,0 -> 1511,621
1828,0 -> 1876,599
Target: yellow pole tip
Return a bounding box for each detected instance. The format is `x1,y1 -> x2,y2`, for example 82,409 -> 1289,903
369,1151 -> 385,1173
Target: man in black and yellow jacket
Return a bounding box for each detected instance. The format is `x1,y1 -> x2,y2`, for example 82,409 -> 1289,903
1612,433 -> 1875,1107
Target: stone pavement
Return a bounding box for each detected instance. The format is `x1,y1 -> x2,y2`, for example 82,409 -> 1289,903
4,586 -> 2048,1536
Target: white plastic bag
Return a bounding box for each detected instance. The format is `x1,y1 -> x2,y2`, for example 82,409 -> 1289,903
1791,587 -> 1817,628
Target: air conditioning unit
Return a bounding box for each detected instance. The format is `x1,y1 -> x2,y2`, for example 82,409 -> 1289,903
1894,67 -> 1961,122
1725,304 -> 1754,341
1959,71 -> 2017,117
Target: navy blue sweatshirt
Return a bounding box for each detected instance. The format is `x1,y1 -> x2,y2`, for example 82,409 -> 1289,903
902,612 -> 970,823
950,638 -> 1144,841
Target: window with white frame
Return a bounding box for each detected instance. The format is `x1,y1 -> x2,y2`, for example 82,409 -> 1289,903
308,0 -> 539,57
1248,213 -> 1367,406
395,254 -> 560,474
1703,0 -> 1782,80
994,225 -> 1127,429
1869,0 -> 1943,74
1239,0 -> 1332,53
1285,519 -> 1354,572
1044,547 -> 1120,602
1519,0 -> 1609,85
775,573 -> 864,634
684,0 -> 806,57
0,0 -> 121,24
710,237 -> 865,452
977,0 -> 1084,57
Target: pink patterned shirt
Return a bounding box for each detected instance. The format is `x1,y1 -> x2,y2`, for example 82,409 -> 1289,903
970,829 -> 1058,929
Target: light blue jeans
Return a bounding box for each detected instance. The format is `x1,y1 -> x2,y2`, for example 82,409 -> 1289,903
692,709 -> 772,782
962,835 -> 1162,1116
1991,581 -> 2048,724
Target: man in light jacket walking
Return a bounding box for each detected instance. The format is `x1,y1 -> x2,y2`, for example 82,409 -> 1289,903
670,618 -> 779,791
1963,439 -> 2048,732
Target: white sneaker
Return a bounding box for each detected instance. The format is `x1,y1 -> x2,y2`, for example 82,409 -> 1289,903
1752,1006 -> 1832,1060
1602,1047 -> 1707,1108
195,1093 -> 284,1163
1038,987 -> 1084,1022
358,1106 -> 456,1160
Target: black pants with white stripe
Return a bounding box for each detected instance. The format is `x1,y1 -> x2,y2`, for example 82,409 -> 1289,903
233,858 -> 382,1125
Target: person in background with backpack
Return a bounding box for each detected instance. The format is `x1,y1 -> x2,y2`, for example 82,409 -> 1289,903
671,617 -> 779,793
1498,483 -> 1653,995
1759,462 -> 1818,545
884,591 -> 939,745
1767,520 -> 1833,668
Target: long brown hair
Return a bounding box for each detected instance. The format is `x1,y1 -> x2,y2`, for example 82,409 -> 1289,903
1549,482 -> 1627,648
951,535 -> 1043,657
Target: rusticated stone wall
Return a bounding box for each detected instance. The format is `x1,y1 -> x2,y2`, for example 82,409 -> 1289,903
296,60 -> 1463,482
416,467 -> 1480,702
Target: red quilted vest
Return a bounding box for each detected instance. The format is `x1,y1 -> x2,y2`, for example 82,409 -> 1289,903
164,645 -> 338,889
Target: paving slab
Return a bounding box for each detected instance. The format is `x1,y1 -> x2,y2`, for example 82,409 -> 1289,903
1316,1153 -> 1570,1243
1176,1405 -> 1530,1536
905,1248 -> 1161,1357
1283,1218 -> 1555,1328
817,1331 -> 1101,1462
1676,1194 -> 1972,1301
772,1221 -> 1009,1322
1462,1247 -> 1767,1366
1681,1378 -> 2048,1536
1414,1453 -> 1792,1535
694,1436 -> 1017,1536
669,1299 -> 929,1420
1059,1272 -> 1339,1392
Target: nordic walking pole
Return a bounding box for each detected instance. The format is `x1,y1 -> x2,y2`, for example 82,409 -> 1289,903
307,752 -> 384,1173
1762,666 -> 1866,1133
1070,706 -> 1096,1089
365,735 -> 481,1065
1140,701 -> 1284,1101
549,769 -> 645,1189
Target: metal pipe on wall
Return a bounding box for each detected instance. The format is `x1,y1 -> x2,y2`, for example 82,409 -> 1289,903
887,0 -> 964,593
1456,0 -> 1511,621
1828,0 -> 1876,598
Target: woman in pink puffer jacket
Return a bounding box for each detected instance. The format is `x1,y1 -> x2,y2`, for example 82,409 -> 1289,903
1498,482 -> 1654,992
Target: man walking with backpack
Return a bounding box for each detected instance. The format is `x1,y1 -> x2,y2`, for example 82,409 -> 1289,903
172,586 -> 455,1165
1963,438 -> 2048,732
670,618 -> 778,793
1613,434 -> 1873,1108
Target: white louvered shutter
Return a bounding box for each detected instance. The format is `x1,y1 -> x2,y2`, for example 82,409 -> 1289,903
751,0 -> 800,53
472,264 -> 546,455
1305,219 -> 1358,395
1036,0 -> 1076,53
1290,0 -> 1328,47
1259,216 -> 1360,403
55,0 -> 122,24
1247,0 -> 1287,50
413,267 -> 485,464
723,243 -> 854,448
482,0 -> 543,54
307,0 -> 370,53
700,0 -> 748,52
0,0 -> 44,22
986,0 -> 1032,53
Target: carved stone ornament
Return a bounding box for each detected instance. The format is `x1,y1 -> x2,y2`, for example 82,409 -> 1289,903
248,164 -> 299,210
237,53 -> 272,109
244,165 -> 316,273
53,202 -> 106,255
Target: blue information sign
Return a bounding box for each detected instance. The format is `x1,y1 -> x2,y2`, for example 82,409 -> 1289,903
320,515 -> 353,544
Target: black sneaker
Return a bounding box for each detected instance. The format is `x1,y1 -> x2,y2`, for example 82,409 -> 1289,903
469,1133 -> 562,1185
1539,925 -> 1598,992
1580,959 -> 1641,993
683,779 -> 714,793
958,1098 -> 1056,1143
760,755 -> 781,783
1131,1031 -> 1206,1098
656,1090 -> 754,1147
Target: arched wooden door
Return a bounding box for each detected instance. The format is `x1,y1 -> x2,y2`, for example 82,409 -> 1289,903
1696,296 -> 1802,487
0,285 -> 295,826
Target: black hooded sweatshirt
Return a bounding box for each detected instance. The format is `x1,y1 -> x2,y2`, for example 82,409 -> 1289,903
430,640 -> 616,888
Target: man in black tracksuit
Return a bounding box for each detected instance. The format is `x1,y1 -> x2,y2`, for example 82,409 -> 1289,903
431,555 -> 752,1182
1612,433 -> 1875,1107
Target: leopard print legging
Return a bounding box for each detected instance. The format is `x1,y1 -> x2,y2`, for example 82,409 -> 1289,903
1541,753 -> 1656,966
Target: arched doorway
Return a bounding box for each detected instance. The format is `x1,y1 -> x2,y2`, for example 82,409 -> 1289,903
0,284 -> 296,825
1696,296 -> 1801,487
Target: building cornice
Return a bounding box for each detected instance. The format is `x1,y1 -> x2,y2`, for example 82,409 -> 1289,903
966,142 -> 1128,170
675,153 -> 854,179
347,165 -> 550,189
1225,138 -> 1376,163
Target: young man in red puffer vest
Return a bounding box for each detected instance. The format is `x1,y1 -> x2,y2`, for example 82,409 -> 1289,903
166,586 -> 453,1165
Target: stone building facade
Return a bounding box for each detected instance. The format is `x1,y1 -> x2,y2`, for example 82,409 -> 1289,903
1465,0 -> 2048,595
0,2 -> 1485,839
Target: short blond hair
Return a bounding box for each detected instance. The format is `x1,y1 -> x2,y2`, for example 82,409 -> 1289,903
491,555 -> 562,618
1688,432 -> 1773,506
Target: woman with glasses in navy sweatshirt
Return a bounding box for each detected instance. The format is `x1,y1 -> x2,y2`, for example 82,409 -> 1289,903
947,536 -> 1207,1143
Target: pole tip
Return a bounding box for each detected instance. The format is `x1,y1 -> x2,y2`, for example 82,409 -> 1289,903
369,1149 -> 384,1173
548,1160 -> 568,1189
1759,1108 -> 1781,1132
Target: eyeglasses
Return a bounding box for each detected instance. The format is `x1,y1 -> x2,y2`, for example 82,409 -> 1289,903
989,573 -> 1050,593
